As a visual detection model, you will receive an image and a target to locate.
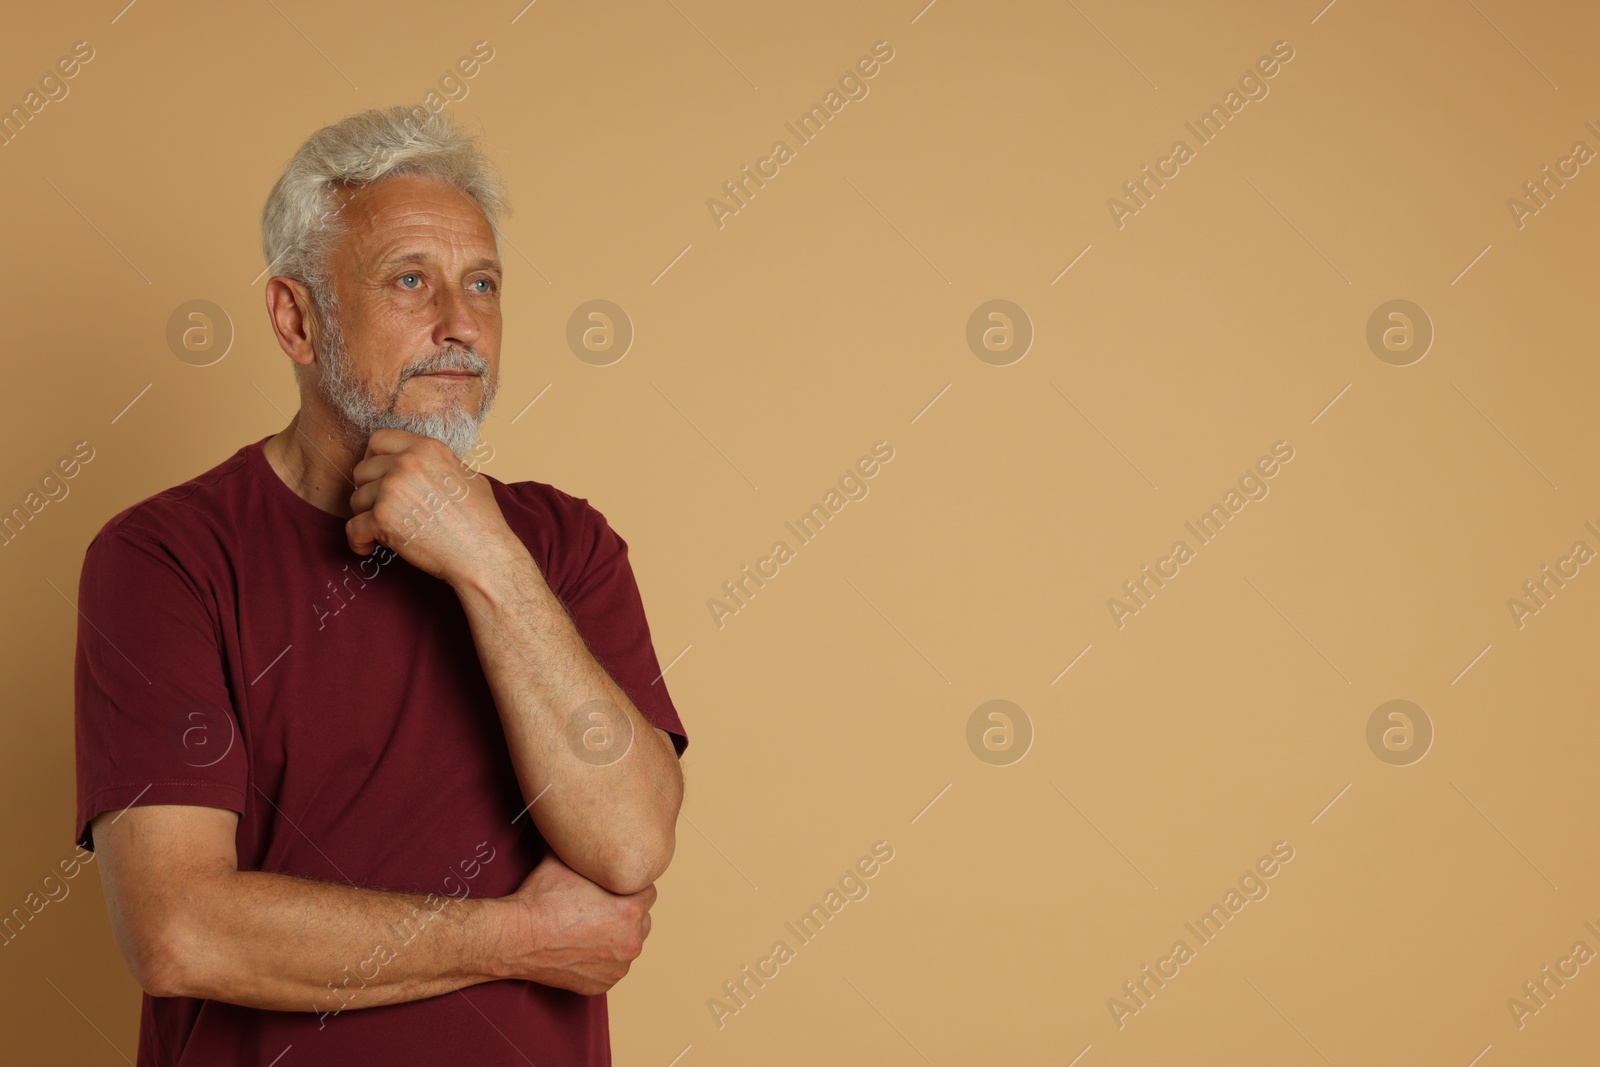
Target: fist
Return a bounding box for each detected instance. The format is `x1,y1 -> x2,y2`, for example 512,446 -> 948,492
503,849 -> 657,996
346,428 -> 516,585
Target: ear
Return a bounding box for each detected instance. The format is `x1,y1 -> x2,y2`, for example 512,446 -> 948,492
264,276 -> 324,373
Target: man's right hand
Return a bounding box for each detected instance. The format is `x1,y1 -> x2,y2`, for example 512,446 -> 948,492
501,848 -> 656,995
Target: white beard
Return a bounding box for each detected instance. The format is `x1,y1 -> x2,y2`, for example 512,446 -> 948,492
313,300 -> 497,461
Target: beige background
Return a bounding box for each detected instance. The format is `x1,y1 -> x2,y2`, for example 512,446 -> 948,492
3,0 -> 1597,1063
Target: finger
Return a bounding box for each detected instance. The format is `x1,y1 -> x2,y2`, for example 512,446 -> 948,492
364,427 -> 422,457
351,452 -> 399,489
346,511 -> 382,556
348,478 -> 388,517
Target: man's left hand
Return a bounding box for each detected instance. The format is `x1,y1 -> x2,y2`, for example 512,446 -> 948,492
347,428 -> 521,587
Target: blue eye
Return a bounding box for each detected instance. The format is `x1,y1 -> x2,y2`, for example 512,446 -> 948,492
472,278 -> 496,293
399,273 -> 421,289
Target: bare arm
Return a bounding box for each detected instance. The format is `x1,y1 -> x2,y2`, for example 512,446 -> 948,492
451,545 -> 685,896
92,804 -> 655,1013
344,431 -> 685,896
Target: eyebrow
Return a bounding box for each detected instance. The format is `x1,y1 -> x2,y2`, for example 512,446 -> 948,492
374,249 -> 503,279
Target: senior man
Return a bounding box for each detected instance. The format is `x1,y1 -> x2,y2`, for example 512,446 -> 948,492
73,105 -> 687,1065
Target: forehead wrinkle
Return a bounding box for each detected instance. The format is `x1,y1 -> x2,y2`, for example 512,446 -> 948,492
372,245 -> 502,279
339,179 -> 498,275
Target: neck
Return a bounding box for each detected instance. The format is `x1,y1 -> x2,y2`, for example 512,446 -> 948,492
262,408 -> 366,519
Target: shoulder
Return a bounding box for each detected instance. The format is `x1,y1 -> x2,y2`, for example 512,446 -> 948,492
488,473 -> 621,547
486,473 -> 604,534
487,475 -> 630,592
488,473 -> 598,527
86,441 -> 256,565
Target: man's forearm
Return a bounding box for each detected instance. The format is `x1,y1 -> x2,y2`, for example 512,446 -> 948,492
162,869 -> 510,1017
452,543 -> 683,895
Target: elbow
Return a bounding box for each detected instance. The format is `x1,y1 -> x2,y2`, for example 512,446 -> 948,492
125,906 -> 214,1000
601,830 -> 677,896
106,890 -> 185,998
126,921 -> 191,999
600,787 -> 681,894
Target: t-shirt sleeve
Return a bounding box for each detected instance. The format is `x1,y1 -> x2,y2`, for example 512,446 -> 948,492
73,526 -> 248,851
559,501 -> 689,758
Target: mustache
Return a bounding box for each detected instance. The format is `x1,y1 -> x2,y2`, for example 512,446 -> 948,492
399,346 -> 490,382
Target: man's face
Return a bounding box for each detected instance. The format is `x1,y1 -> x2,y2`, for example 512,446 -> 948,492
309,173 -> 503,460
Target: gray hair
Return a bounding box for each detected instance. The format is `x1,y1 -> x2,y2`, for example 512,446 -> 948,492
259,105 -> 512,371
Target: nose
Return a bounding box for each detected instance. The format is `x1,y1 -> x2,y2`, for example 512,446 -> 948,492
432,283 -> 482,352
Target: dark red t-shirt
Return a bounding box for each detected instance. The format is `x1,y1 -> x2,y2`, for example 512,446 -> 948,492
73,434 -> 688,1066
